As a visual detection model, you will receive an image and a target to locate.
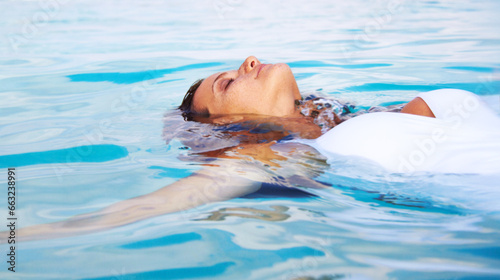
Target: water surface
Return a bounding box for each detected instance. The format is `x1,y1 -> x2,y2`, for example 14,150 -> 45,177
1,0 -> 500,279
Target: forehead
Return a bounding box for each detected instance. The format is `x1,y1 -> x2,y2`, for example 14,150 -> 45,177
191,72 -> 220,114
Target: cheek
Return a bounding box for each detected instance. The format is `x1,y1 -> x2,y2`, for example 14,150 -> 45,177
221,79 -> 275,114
218,89 -> 250,113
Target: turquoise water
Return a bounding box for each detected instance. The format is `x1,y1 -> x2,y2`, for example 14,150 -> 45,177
1,0 -> 500,279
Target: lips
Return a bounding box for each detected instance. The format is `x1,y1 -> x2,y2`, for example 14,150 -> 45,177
256,64 -> 268,78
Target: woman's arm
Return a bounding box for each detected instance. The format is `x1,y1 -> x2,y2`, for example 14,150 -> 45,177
2,141 -> 325,242
3,161 -> 262,242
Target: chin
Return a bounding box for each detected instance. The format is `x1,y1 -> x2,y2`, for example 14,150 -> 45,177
277,63 -> 300,97
271,63 -> 296,82
274,63 -> 292,73
264,63 -> 299,101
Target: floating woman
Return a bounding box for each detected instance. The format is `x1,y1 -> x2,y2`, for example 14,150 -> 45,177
4,56 -> 500,242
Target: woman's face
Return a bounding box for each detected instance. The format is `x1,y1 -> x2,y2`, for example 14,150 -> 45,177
191,56 -> 301,117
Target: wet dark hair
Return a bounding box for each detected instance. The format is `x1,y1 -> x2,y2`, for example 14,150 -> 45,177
178,79 -> 204,121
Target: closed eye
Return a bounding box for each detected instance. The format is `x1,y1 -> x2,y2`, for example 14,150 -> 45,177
225,78 -> 234,90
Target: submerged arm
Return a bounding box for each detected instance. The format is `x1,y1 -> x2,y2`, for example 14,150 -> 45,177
5,161 -> 262,242
2,142 -> 326,242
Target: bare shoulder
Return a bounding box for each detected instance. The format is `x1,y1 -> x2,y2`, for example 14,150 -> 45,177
400,97 -> 436,118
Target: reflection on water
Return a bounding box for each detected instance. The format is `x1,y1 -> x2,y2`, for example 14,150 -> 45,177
199,205 -> 290,222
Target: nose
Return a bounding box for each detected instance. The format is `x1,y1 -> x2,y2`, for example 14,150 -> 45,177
239,56 -> 260,74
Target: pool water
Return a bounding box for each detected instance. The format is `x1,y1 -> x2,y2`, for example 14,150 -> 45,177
1,0 -> 500,279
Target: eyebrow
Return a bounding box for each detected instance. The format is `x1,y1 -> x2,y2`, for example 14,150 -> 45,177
212,72 -> 227,94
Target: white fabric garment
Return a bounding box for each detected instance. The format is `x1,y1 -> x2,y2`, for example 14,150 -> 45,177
304,89 -> 500,174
